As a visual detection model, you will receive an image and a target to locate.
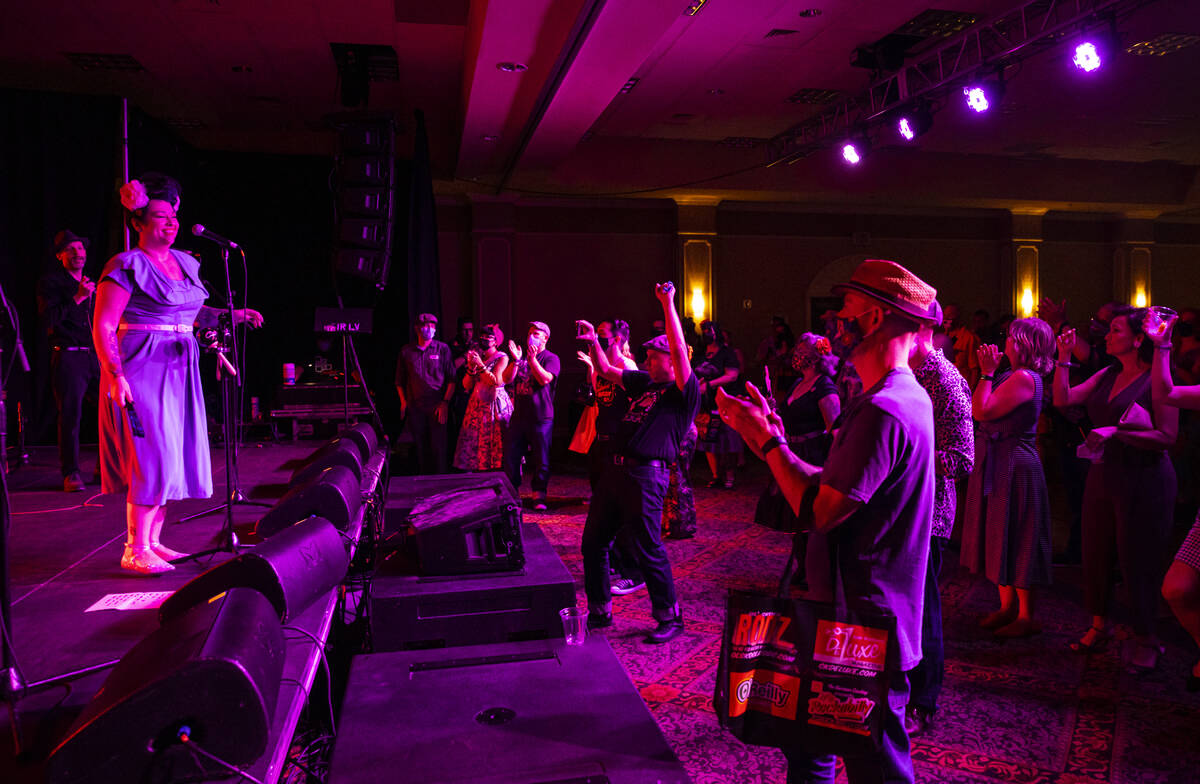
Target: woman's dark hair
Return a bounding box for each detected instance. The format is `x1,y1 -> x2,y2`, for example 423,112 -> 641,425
1109,305 -> 1154,364
607,318 -> 631,342
700,320 -> 726,345
125,172 -> 183,231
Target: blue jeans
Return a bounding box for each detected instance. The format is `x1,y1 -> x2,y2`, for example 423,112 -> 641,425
908,535 -> 946,714
505,417 -> 553,493
581,464 -> 677,620
783,670 -> 914,784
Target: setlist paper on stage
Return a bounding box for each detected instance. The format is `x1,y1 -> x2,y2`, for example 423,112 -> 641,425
85,592 -> 174,612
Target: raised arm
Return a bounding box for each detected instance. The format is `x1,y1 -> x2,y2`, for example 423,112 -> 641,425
656,282 -> 692,390
1053,327 -> 1106,408
1147,314 -> 1200,409
576,320 -> 624,386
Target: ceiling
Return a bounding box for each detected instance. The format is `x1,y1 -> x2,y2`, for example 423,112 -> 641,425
2,0 -> 1199,215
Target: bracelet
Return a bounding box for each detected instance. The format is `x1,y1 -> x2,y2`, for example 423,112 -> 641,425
1056,361 -> 1072,368
759,436 -> 783,458
980,374 -> 994,382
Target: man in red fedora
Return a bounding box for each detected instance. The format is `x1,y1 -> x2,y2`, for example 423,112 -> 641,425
37,230 -> 101,492
718,258 -> 937,783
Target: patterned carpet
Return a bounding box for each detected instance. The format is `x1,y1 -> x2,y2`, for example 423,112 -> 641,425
527,467 -> 1200,784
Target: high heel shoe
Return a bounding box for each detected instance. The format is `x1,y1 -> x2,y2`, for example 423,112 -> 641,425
121,545 -> 174,575
151,542 -> 189,562
1068,624 -> 1110,653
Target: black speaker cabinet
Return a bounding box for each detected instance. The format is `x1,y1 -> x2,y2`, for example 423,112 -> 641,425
256,464 -> 362,537
291,436 -> 364,486
47,588 -> 285,784
340,421 -> 379,461
409,476 -> 524,575
160,516 -> 349,624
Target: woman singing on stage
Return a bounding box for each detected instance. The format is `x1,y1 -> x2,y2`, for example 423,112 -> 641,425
94,173 -> 263,575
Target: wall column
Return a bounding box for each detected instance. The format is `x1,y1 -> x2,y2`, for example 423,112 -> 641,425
674,197 -> 719,327
1113,213 -> 1157,307
1010,209 -> 1045,319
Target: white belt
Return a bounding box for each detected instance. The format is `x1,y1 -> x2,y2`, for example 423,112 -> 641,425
119,323 -> 192,333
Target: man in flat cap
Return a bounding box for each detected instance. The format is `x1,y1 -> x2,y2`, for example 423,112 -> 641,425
503,320 -> 560,510
395,313 -> 454,474
718,259 -> 937,784
576,282 -> 700,644
36,230 -> 100,492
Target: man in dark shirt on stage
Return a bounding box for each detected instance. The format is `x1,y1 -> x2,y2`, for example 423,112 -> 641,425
718,259 -> 937,784
503,321 -> 560,510
578,282 -> 700,644
395,313 -> 454,474
37,230 -> 100,492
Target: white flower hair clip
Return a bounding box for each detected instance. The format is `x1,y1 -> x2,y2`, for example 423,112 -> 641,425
119,180 -> 150,211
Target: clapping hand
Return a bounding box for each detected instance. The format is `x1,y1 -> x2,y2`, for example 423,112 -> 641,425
507,340 -> 523,361
715,382 -> 784,459
976,344 -> 1002,375
576,350 -> 593,370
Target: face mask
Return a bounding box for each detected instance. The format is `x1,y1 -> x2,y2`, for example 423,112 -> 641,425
597,336 -> 613,351
825,309 -> 875,359
419,326 -> 436,341
791,350 -> 815,373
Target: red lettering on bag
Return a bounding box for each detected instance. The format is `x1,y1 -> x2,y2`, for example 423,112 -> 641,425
812,620 -> 888,672
732,613 -> 753,646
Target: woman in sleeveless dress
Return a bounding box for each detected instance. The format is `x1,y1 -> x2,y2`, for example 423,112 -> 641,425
453,323 -> 512,471
961,318 -> 1054,637
95,174 -> 263,575
1054,307 -> 1178,672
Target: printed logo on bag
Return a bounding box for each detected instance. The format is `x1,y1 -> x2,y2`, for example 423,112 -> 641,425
729,670 -> 800,720
812,620 -> 888,673
807,680 -> 876,736
730,611 -> 796,660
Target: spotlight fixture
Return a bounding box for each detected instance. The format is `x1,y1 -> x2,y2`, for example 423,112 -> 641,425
963,77 -> 1004,113
1072,41 -> 1102,72
895,103 -> 933,141
840,132 -> 871,165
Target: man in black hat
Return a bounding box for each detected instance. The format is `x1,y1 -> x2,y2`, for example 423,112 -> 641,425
395,313 -> 454,474
577,282 -> 700,644
36,230 -> 100,492
718,259 -> 937,784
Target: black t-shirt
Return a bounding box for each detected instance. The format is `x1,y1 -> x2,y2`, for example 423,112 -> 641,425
512,349 -> 560,422
780,375 -> 839,437
617,371 -> 701,460
37,265 -> 94,348
594,375 -> 631,437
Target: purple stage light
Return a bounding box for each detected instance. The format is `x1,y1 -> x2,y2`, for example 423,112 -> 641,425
1073,41 -> 1102,72
964,85 -> 989,112
842,143 -> 862,164
898,117 -> 915,141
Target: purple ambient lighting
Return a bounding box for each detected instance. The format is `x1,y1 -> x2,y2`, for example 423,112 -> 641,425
1073,41 -> 1102,72
964,85 -> 989,112
842,143 -> 862,164
898,117 -> 915,141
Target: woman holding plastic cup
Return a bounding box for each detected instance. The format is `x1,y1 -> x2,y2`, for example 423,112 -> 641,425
1053,306 -> 1177,671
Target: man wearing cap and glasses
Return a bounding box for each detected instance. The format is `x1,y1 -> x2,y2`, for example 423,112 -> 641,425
718,259 -> 936,783
503,321 -> 560,511
37,230 -> 101,492
577,282 -> 700,644
395,313 -> 454,474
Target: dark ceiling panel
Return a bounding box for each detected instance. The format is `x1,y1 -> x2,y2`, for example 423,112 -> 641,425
394,0 -> 469,26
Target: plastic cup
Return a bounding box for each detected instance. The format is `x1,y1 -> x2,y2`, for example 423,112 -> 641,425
1146,306 -> 1177,339
283,363 -> 296,385
559,607 -> 587,645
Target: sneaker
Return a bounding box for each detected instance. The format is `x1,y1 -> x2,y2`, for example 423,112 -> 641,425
611,578 -> 645,595
904,707 -> 932,737
532,492 -> 548,511
63,472 -> 86,493
645,614 -> 684,644
586,610 -> 614,631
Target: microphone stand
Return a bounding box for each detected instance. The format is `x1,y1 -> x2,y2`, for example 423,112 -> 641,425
172,246 -> 268,562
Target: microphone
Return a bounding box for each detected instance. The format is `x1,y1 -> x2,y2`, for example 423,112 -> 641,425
191,224 -> 239,249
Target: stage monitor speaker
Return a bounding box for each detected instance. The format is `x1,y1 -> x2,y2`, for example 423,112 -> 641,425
340,422 -> 379,462
409,475 -> 524,575
256,465 -> 362,538
47,588 -> 285,784
160,516 -> 349,625
291,436 -> 364,486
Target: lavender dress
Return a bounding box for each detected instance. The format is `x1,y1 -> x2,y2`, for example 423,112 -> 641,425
98,249 -> 213,505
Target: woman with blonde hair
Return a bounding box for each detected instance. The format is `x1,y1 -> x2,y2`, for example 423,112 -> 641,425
961,317 -> 1055,637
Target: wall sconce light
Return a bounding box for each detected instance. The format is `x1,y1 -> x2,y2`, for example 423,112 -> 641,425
691,287 -> 707,323
1020,287 -> 1035,318
1134,288 -> 1147,308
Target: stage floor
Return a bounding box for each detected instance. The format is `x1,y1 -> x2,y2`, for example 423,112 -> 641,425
1,442 -> 318,782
